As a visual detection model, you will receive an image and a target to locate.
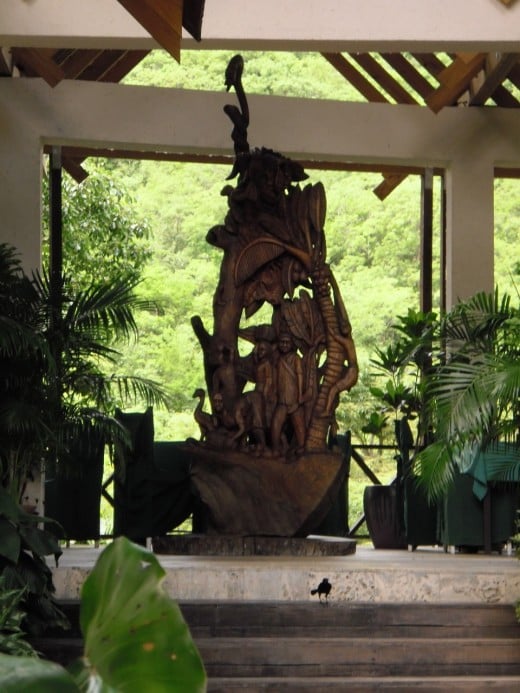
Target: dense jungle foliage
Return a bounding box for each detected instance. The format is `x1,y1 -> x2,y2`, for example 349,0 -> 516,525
43,51 -> 520,516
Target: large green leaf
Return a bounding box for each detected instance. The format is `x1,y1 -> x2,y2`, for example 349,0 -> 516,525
0,653 -> 77,692
0,488 -> 23,522
18,524 -> 62,564
77,537 -> 206,692
0,517 -> 21,563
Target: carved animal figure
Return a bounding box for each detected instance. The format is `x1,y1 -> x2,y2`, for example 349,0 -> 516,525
192,389 -> 215,441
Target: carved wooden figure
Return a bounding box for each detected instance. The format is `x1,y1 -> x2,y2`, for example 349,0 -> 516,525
187,56 -> 358,536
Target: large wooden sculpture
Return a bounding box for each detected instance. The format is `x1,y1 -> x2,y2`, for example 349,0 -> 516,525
187,56 -> 358,536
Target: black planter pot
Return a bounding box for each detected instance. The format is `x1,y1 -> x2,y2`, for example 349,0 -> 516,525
363,484 -> 407,549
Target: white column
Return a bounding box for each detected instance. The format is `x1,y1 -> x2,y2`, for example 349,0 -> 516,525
444,158 -> 494,307
0,126 -> 41,273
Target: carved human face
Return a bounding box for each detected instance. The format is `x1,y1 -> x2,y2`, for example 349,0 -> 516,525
256,341 -> 269,361
279,335 -> 292,354
212,393 -> 224,412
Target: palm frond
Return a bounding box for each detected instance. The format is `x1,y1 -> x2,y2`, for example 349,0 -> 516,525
108,375 -> 172,410
413,441 -> 457,501
480,442 -> 520,483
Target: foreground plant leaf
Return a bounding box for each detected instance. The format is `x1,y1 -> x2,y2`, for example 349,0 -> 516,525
76,537 -> 206,692
0,653 -> 77,692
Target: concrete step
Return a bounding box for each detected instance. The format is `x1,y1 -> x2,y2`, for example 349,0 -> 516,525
197,636 -> 520,678
34,601 -> 520,687
51,600 -> 519,638
207,676 -> 520,692
180,601 -> 519,638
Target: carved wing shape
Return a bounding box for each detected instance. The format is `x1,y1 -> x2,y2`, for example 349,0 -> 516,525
234,238 -> 286,286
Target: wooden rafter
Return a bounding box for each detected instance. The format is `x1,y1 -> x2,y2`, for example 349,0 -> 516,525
0,48 -> 11,76
469,53 -> 520,106
116,0 -> 183,62
380,54 -> 435,100
503,62 -> 520,90
183,0 -> 206,42
322,53 -> 388,103
98,50 -> 151,83
43,145 -> 446,176
426,53 -> 487,113
350,53 -> 418,104
373,173 -> 409,201
487,84 -> 520,108
410,53 -> 449,81
11,47 -> 65,87
76,50 -> 128,81
62,158 -> 89,183
57,49 -> 104,79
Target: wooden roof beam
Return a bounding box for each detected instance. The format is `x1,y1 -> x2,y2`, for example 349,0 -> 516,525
73,49 -> 127,81
350,53 -> 419,104
45,145 -> 445,178
116,0 -> 183,62
322,53 -> 388,103
373,172 -> 409,200
11,47 -> 65,87
380,53 -> 435,101
411,53 -> 451,80
505,63 -> 520,89
58,49 -> 104,79
469,52 -> 520,105
487,84 -> 520,107
426,53 -> 487,113
98,50 -> 151,83
62,158 -> 89,183
0,48 -> 12,76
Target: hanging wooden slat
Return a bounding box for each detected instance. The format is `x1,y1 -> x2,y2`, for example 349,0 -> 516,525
350,53 -> 418,104
322,53 -> 388,103
426,53 -> 487,113
116,0 -> 183,62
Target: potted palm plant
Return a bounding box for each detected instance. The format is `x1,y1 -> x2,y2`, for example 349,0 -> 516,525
0,242 -> 169,524
363,308 -> 439,548
414,289 -> 520,550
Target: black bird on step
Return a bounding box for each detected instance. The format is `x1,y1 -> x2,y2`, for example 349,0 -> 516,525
311,578 -> 332,604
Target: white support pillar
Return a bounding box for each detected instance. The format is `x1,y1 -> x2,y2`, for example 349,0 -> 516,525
444,158 -> 494,307
0,122 -> 42,273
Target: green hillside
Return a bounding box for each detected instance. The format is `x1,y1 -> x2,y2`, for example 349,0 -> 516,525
58,50 -> 520,445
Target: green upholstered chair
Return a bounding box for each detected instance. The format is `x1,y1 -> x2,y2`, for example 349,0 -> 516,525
113,408 -> 197,542
44,433 -> 105,543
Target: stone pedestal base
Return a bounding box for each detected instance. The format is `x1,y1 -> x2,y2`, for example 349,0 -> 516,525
152,534 -> 356,556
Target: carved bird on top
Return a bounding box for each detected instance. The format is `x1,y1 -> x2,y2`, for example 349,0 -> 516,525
224,55 -> 250,179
